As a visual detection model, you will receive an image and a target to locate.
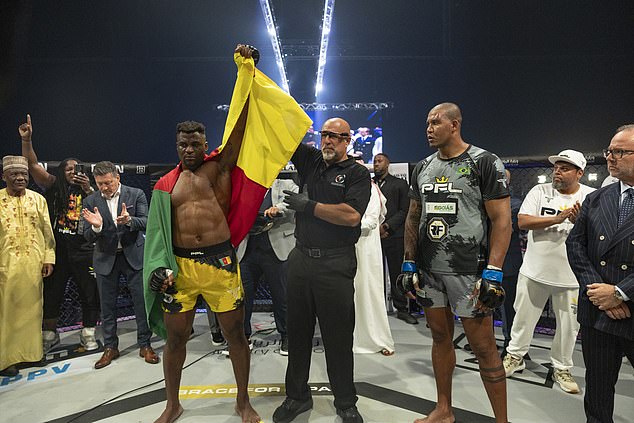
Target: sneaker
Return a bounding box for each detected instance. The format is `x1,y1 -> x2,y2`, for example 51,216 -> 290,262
280,337 -> 288,356
80,327 -> 99,351
211,332 -> 226,346
552,369 -> 580,394
396,311 -> 419,325
503,353 -> 525,377
272,397 -> 313,423
42,330 -> 60,352
220,337 -> 253,356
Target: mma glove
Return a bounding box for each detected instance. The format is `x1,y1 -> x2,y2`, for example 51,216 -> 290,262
283,190 -> 317,215
478,266 -> 505,309
396,261 -> 418,294
150,267 -> 173,293
396,261 -> 433,307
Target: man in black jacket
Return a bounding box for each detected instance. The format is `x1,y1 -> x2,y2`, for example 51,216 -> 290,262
373,153 -> 417,324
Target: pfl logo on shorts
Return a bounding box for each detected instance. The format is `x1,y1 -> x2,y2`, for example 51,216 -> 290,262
427,217 -> 448,242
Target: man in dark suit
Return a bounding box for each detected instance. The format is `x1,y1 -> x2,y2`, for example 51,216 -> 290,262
372,153 -> 417,324
82,161 -> 158,369
567,124 -> 634,422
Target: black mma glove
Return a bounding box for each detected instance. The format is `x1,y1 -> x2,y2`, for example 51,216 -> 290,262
283,190 -> 317,215
150,267 -> 173,293
477,267 -> 505,309
396,260 -> 433,307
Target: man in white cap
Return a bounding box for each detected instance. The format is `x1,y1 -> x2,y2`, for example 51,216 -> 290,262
0,155 -> 55,377
503,149 -> 595,394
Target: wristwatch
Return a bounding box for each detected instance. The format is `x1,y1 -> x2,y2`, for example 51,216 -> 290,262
614,286 -> 624,302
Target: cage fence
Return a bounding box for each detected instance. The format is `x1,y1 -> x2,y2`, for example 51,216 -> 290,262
35,153 -> 608,332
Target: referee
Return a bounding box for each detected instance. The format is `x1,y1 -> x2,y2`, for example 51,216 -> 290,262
272,117 -> 371,423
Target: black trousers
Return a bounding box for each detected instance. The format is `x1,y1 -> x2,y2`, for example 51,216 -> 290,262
43,241 -> 100,327
285,246 -> 358,410
96,253 -> 152,349
380,236 -> 408,312
581,324 -> 634,423
240,234 -> 287,338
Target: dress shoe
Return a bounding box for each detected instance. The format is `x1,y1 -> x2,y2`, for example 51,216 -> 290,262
272,397 -> 313,423
94,347 -> 120,369
139,346 -> 159,364
336,405 -> 364,423
397,311 -> 419,325
0,365 -> 19,377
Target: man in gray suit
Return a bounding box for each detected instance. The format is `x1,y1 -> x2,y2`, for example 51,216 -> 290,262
237,177 -> 298,355
567,124 -> 634,422
82,161 -> 158,369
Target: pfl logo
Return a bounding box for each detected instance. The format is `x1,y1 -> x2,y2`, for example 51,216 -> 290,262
427,217 -> 448,242
421,175 -> 463,194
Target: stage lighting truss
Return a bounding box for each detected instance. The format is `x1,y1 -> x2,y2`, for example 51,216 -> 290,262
300,102 -> 393,111
315,0 -> 335,98
216,102 -> 392,112
259,0 -> 289,93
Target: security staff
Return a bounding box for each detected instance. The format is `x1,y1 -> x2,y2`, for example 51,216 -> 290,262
272,117 -> 371,423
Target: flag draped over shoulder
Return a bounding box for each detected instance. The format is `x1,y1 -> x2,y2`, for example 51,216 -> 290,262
143,52 -> 312,340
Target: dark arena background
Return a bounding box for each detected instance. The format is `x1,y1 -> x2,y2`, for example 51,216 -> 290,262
2,2 -> 634,421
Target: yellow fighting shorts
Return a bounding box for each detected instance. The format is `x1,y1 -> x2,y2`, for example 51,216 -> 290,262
163,240 -> 244,314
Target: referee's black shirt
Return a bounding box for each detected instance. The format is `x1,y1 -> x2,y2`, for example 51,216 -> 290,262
291,143 -> 371,248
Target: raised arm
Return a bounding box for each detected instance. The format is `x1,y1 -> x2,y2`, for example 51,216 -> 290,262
218,44 -> 257,171
19,114 -> 56,189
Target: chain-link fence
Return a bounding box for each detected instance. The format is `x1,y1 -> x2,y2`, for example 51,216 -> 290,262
38,153 -> 608,331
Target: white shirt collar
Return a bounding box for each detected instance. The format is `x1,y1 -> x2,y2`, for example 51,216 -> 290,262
619,181 -> 634,195
101,182 -> 122,200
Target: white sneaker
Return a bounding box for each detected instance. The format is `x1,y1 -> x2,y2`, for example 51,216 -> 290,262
80,327 -> 99,351
43,330 -> 60,352
503,353 -> 525,377
553,369 -> 580,394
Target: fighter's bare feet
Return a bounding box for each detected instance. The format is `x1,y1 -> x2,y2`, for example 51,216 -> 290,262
154,404 -> 183,423
414,407 -> 455,423
235,400 -> 261,423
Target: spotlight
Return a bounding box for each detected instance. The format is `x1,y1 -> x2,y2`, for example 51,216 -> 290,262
587,173 -> 598,181
315,0 -> 335,98
259,0 -> 289,92
538,175 -> 548,184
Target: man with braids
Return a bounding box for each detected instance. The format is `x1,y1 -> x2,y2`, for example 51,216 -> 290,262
20,114 -> 100,353
144,44 -> 311,423
402,103 -> 511,422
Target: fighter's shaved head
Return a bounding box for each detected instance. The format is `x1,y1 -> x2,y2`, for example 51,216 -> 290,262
430,102 -> 463,125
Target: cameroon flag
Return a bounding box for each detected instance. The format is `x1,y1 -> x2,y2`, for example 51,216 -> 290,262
143,52 -> 312,340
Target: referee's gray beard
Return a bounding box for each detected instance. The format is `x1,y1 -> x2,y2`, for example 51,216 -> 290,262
322,150 -> 335,161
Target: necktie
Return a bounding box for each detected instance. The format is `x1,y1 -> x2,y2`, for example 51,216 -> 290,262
618,188 -> 634,227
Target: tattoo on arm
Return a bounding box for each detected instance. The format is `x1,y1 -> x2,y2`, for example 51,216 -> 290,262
404,199 -> 422,261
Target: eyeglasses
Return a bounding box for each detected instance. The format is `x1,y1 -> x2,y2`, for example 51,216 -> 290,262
603,149 -> 634,159
319,130 -> 350,141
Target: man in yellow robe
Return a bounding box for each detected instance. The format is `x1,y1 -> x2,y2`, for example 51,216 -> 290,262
0,155 -> 55,377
